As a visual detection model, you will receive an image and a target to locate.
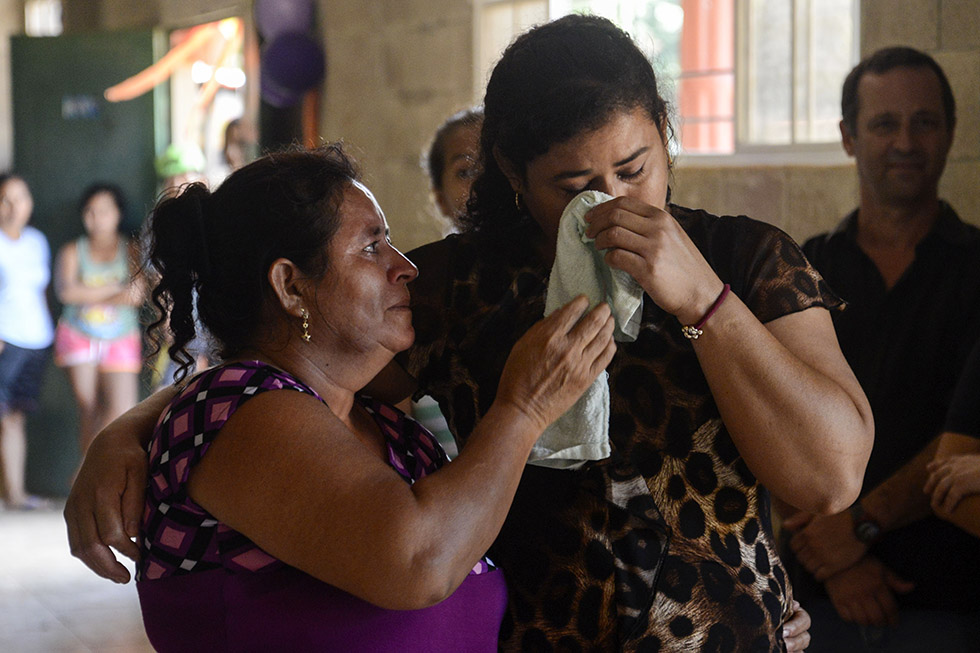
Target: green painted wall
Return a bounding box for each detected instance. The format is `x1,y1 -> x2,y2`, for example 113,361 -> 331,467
11,29 -> 165,496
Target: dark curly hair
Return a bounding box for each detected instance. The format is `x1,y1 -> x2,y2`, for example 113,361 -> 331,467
461,14 -> 672,240
146,143 -> 359,381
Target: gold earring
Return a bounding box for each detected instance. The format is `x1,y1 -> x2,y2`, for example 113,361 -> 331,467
514,191 -> 522,212
300,308 -> 311,342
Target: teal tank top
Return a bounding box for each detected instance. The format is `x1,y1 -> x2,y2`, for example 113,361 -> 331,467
60,236 -> 139,340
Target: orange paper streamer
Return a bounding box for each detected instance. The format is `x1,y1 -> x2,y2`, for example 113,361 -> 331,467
104,23 -> 220,103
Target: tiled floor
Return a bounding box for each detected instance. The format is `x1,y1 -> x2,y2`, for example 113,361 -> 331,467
0,501 -> 153,652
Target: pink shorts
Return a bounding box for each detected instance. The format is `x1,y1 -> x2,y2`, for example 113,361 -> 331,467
54,323 -> 142,373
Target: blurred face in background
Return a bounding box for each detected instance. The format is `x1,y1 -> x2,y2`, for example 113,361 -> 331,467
434,122 -> 481,222
0,177 -> 34,238
82,191 -> 122,240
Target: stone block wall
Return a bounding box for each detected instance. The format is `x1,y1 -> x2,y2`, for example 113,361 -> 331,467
317,0 -> 478,251
673,0 -> 980,244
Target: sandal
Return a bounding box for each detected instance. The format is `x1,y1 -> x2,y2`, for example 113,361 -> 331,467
7,495 -> 51,511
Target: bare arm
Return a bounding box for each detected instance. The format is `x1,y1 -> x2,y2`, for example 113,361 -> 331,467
55,242 -> 128,305
587,197 -> 873,514
64,386 -> 178,582
116,238 -> 148,308
925,432 -> 980,537
187,298 -> 616,610
854,438 -> 937,530
64,358 -> 415,584
693,301 -> 872,513
784,436 -> 939,581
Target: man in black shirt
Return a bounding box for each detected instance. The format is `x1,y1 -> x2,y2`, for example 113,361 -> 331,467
782,47 -> 980,651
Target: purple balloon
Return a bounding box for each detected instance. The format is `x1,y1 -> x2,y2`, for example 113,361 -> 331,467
260,32 -> 326,108
254,0 -> 314,41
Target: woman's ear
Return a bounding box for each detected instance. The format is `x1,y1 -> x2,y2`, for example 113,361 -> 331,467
492,146 -> 523,194
267,257 -> 307,317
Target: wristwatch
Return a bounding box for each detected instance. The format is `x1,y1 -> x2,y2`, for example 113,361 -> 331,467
849,502 -> 881,545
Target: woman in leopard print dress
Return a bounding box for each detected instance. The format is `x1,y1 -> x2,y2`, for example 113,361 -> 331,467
392,15 -> 873,652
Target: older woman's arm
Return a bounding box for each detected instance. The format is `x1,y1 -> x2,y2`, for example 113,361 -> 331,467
64,386 -> 177,582
187,298 -> 616,610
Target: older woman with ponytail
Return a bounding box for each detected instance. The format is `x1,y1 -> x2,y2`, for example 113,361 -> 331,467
89,144 -> 614,651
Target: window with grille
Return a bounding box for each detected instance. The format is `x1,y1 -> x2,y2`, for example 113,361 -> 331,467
474,0 -> 859,159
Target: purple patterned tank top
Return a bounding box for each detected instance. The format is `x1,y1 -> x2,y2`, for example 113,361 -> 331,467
137,361 -> 506,652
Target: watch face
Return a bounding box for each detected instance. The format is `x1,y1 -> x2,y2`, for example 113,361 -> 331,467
856,520 -> 880,543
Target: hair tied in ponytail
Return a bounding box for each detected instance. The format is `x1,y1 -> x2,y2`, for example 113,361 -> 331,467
183,184 -> 213,281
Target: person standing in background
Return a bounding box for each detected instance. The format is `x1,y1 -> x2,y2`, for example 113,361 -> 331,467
0,174 -> 54,510
401,107 -> 485,455
425,107 -> 483,230
784,46 -> 980,651
54,183 -> 143,456
221,117 -> 257,175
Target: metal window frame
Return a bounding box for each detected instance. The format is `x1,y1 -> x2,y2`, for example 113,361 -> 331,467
473,0 -> 859,164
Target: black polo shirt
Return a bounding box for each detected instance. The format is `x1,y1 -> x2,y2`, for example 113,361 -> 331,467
797,201 -> 980,610
946,338 -> 980,438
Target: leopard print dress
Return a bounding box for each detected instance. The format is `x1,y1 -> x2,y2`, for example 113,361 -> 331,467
398,204 -> 841,652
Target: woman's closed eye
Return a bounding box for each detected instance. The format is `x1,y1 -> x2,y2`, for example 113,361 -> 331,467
559,165 -> 647,196
618,165 -> 645,181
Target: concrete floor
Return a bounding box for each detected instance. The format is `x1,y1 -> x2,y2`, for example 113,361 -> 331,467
0,501 -> 153,652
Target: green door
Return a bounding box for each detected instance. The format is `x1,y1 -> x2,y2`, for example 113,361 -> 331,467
11,29 -> 166,496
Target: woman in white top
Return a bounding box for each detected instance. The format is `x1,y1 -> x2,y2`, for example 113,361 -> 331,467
0,173 -> 54,510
